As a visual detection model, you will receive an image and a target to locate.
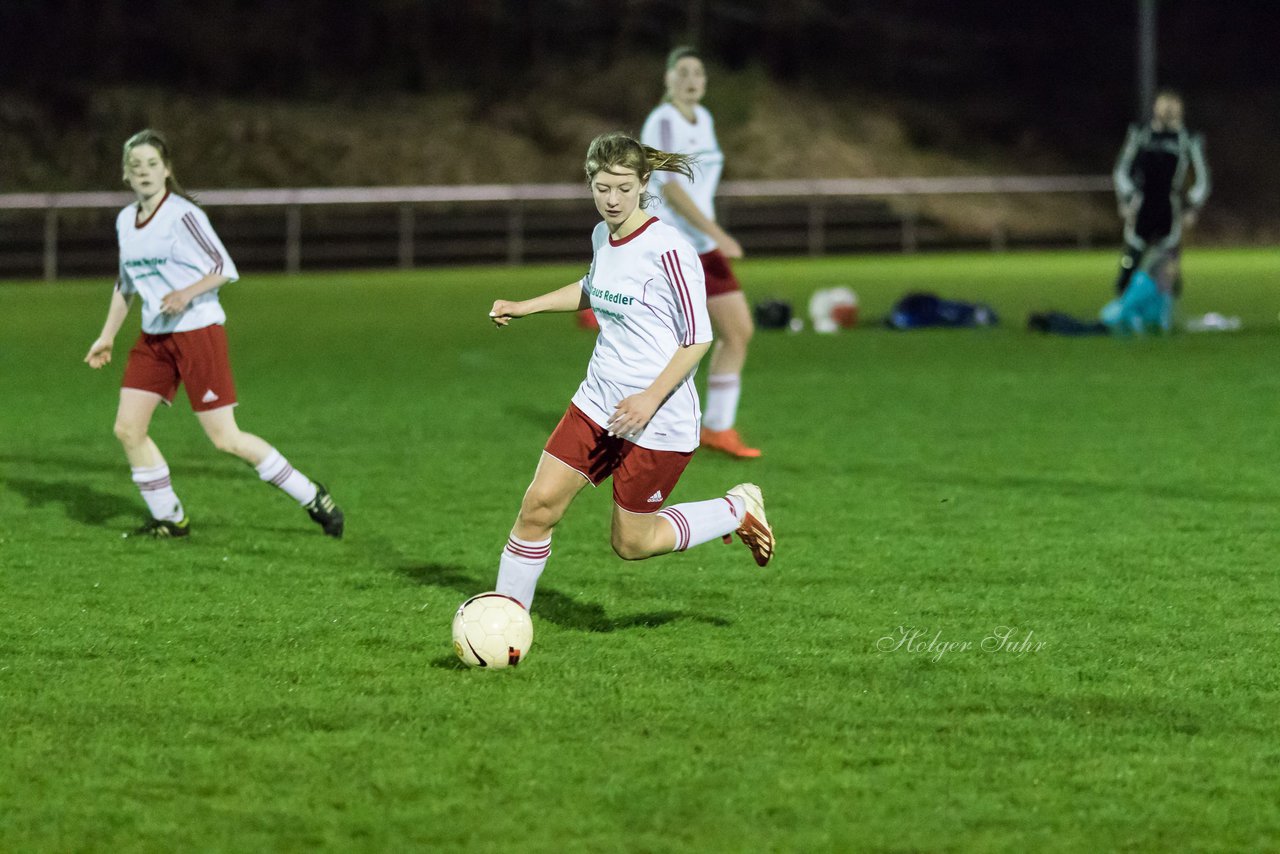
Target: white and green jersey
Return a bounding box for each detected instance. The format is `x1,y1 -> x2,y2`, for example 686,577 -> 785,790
115,191 -> 239,334
640,102 -> 725,254
571,218 -> 713,452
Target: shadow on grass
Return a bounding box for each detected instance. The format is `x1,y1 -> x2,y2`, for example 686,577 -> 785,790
4,477 -> 138,526
398,562 -> 732,633
0,451 -> 248,480
429,654 -> 470,671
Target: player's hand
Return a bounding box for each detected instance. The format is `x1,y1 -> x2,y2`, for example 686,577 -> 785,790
607,393 -> 659,440
718,233 -> 745,259
1182,209 -> 1199,229
160,288 -> 193,315
84,338 -> 113,369
489,300 -> 524,328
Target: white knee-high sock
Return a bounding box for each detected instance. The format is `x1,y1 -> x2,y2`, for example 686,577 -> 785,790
255,448 -> 318,505
658,494 -> 745,552
131,464 -> 185,522
703,373 -> 742,431
496,534 -> 551,609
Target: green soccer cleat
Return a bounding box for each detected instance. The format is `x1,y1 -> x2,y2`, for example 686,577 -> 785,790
305,483 -> 345,538
126,516 -> 190,539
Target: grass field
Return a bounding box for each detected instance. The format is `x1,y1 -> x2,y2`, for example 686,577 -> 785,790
2,248 -> 1279,852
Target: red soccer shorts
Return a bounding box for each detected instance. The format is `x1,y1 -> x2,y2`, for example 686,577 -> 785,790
544,404 -> 693,513
699,249 -> 743,298
121,324 -> 238,412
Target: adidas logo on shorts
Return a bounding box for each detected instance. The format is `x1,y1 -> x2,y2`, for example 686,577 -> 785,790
647,490 -> 663,504
201,389 -> 219,403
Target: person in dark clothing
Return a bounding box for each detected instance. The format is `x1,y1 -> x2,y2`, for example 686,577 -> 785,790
1112,90 -> 1210,296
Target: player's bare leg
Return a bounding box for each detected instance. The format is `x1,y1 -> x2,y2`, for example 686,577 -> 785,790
610,504 -> 679,560
196,406 -> 344,537
195,405 -> 273,465
498,453 -> 589,608
702,291 -> 760,458
114,388 -> 188,536
630,485 -> 772,566
114,388 -> 166,468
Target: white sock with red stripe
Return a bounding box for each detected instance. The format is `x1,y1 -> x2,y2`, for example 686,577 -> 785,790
496,534 -> 551,609
131,464 -> 185,522
658,494 -> 745,552
703,373 -> 742,431
255,448 -> 318,505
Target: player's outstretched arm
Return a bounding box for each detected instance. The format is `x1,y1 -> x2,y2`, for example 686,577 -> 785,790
490,282 -> 590,327
85,288 -> 133,369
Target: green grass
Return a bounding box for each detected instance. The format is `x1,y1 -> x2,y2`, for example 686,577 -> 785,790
2,248 -> 1279,853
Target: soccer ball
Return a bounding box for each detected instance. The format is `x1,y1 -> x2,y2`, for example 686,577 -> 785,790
808,286 -> 859,333
452,592 -> 534,669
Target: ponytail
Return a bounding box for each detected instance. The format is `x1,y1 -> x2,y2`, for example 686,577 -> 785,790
584,131 -> 696,208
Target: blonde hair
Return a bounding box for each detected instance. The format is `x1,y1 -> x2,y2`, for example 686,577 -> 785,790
121,129 -> 193,200
584,132 -> 696,209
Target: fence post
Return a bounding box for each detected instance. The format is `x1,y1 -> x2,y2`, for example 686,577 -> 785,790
900,205 -> 918,254
990,222 -> 1008,252
1077,216 -> 1092,249
43,209 -> 59,283
285,205 -> 301,274
398,204 -> 414,269
807,200 -> 825,257
506,203 -> 524,266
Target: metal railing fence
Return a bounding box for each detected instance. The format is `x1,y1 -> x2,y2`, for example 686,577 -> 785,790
0,175 -> 1113,281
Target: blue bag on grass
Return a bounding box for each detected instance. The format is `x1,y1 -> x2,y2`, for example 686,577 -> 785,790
886,292 -> 999,330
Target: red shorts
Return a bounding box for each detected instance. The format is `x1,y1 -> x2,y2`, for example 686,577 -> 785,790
699,249 -> 743,298
121,325 -> 238,412
544,404 -> 693,514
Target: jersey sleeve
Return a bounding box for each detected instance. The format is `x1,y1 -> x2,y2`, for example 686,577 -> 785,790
1112,124 -> 1142,204
659,243 -> 713,347
114,211 -> 136,296
173,205 -> 239,283
115,260 -> 136,297
1186,133 -> 1211,210
580,223 -> 606,294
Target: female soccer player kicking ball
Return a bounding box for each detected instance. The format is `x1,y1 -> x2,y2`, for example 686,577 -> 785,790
84,129 -> 344,539
488,132 -> 774,609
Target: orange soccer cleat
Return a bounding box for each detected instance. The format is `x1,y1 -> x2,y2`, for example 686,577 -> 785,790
724,482 -> 774,567
700,427 -> 762,459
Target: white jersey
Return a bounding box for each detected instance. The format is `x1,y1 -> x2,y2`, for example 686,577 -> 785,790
115,191 -> 239,334
571,217 -> 713,452
640,103 -> 725,255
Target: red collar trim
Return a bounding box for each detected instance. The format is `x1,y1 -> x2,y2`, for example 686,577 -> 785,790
135,190 -> 170,229
609,216 -> 658,247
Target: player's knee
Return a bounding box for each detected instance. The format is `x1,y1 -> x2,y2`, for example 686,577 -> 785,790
610,527 -> 652,561
113,419 -> 146,449
518,488 -> 562,533
207,428 -> 242,456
